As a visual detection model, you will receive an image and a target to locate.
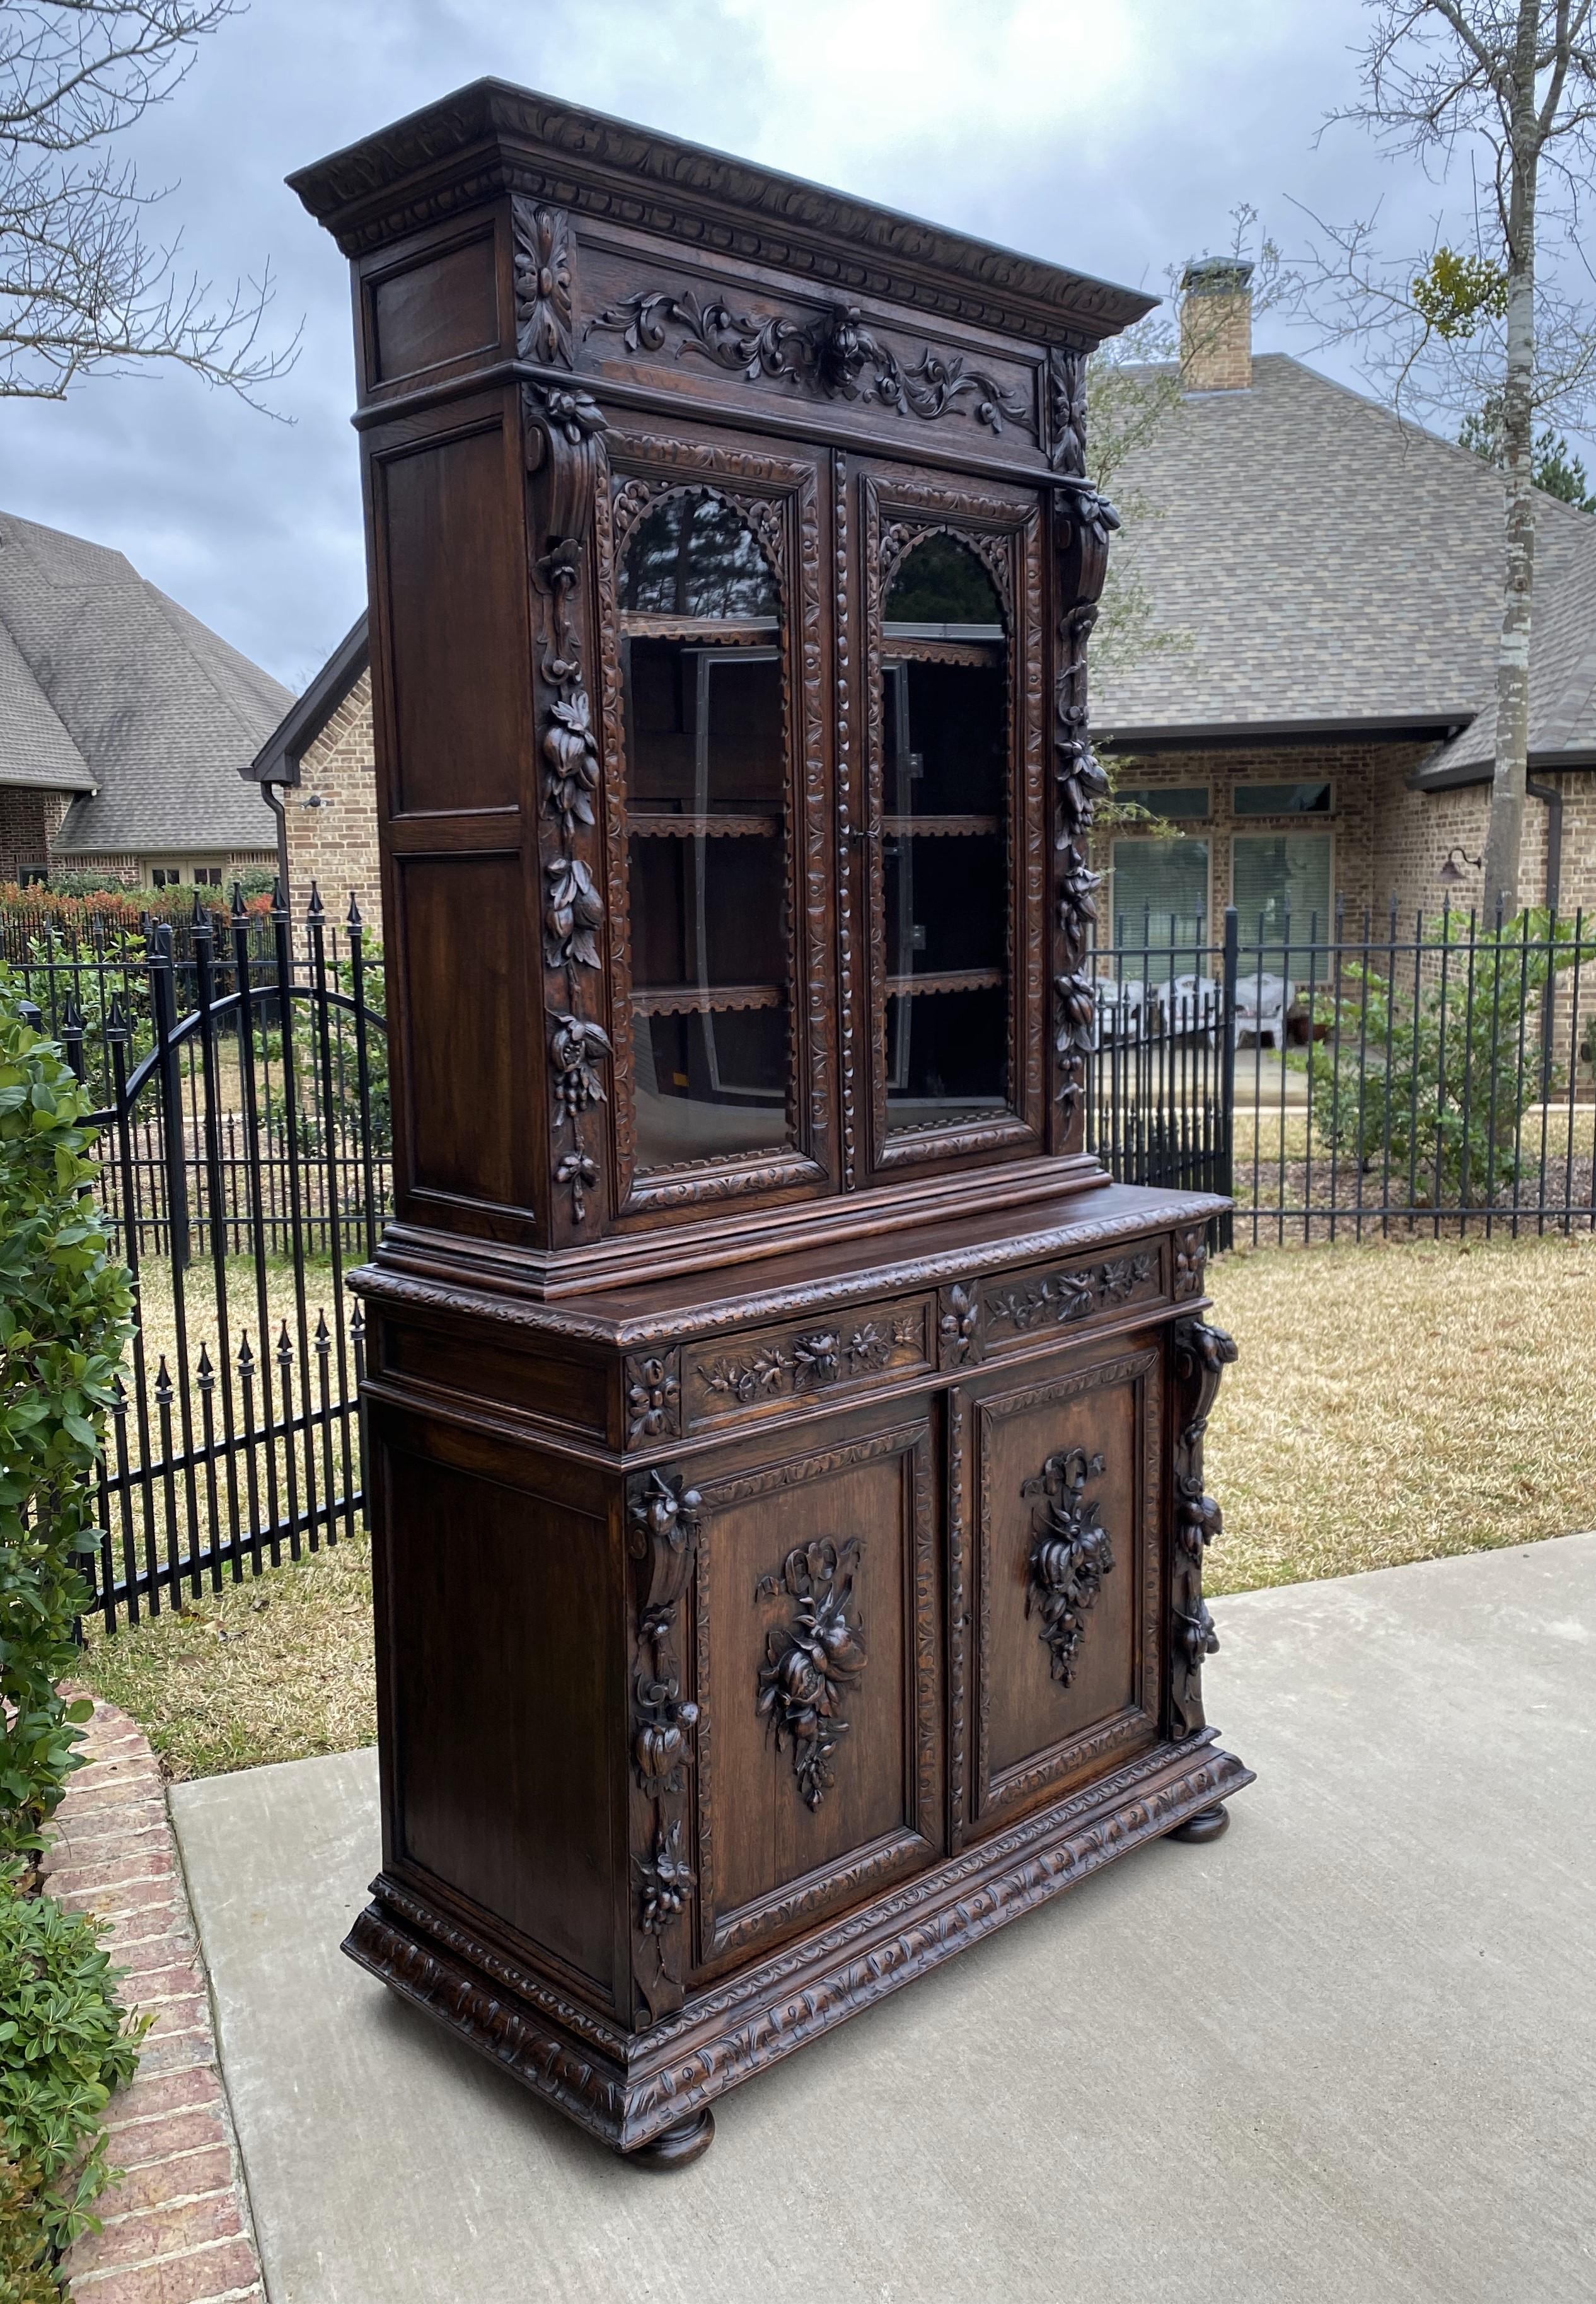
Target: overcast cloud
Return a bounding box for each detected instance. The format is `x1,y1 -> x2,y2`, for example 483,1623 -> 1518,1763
0,0 -> 1537,689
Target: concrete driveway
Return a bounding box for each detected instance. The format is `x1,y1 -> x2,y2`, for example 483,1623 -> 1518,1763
170,1536 -> 1596,2304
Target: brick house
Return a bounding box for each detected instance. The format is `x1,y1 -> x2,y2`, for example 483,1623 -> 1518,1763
0,509 -> 285,889
247,269 -> 1596,947
1093,261 -> 1596,946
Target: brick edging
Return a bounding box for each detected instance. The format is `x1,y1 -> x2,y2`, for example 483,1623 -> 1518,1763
39,1696 -> 265,2304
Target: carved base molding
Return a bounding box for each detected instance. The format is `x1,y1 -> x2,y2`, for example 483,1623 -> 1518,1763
343,1730 -> 1252,2159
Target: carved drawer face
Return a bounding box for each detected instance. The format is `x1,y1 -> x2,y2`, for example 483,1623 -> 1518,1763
687,1419 -> 940,1977
676,1299 -> 932,1439
978,1244 -> 1165,1355
959,1345 -> 1161,1838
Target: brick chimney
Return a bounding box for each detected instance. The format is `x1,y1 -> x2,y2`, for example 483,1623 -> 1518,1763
1180,257 -> 1254,391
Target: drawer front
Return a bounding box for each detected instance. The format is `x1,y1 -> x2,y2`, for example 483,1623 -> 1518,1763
979,1244 -> 1165,1356
685,1415 -> 941,1977
674,1296 -> 934,1440
957,1338 -> 1162,1840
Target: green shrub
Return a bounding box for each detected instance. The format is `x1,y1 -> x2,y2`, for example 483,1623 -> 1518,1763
1304,910 -> 1594,1207
0,1888 -> 146,2260
0,973 -> 133,1868
0,2150 -> 56,2304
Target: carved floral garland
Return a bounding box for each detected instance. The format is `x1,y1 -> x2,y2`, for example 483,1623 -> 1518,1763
1021,1447 -> 1113,1686
755,1537 -> 867,1809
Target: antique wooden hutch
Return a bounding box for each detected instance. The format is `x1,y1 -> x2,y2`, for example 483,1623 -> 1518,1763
291,81 -> 1251,2167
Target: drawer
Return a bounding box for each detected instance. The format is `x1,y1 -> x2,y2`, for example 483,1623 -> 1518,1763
978,1242 -> 1165,1355
673,1296 -> 934,1439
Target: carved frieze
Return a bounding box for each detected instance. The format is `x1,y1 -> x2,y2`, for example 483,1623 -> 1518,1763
587,289 -> 1032,437
1169,1319 -> 1238,1740
755,1537 -> 867,1810
983,1250 -> 1158,1344
1021,1447 -> 1113,1686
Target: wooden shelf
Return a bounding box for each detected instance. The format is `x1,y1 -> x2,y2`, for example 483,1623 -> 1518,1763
881,814 -> 1000,837
632,981 -> 785,1017
620,612 -> 779,642
886,968 -> 1003,999
628,813 -> 780,839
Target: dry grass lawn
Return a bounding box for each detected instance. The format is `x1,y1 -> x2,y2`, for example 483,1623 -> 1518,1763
80,1233 -> 1596,1777
1205,1230 -> 1596,1591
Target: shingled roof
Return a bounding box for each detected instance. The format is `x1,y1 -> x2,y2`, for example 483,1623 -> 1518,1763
0,509 -> 287,854
1094,354 -> 1596,779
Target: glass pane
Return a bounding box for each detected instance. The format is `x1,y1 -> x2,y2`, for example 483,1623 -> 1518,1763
621,489 -> 792,1171
1232,833 -> 1333,939
881,535 -> 1012,1134
1114,785 -> 1210,821
1109,837 -> 1210,973
1233,782 -> 1332,816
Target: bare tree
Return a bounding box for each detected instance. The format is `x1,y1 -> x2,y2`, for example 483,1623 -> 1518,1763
1,1 -> 296,404
1292,3 -> 1596,917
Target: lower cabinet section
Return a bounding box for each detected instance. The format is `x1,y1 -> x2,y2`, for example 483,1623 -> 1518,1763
356,1232 -> 1247,2160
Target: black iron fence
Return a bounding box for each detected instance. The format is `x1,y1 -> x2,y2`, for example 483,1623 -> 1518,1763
1086,900 -> 1596,1247
10,890 -> 1595,1631
12,893 -> 390,1631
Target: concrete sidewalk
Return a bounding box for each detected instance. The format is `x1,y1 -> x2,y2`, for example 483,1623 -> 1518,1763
170,1537 -> 1596,2304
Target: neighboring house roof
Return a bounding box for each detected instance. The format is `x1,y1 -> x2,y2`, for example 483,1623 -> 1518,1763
1094,354 -> 1596,780
245,616 -> 367,789
0,509 -> 289,853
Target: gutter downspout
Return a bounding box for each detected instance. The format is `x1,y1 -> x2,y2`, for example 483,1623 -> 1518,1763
262,780 -> 291,907
1524,772 -> 1563,913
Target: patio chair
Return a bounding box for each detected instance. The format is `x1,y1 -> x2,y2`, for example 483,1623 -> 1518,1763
1234,970 -> 1289,1050
1164,973 -> 1222,1046
1094,978 -> 1148,1047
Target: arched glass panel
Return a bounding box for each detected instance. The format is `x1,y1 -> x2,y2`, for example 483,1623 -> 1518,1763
620,487 -> 793,1172
879,533 -> 1011,1135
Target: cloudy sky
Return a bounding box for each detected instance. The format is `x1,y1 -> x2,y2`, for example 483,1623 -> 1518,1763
1,0 -> 1533,690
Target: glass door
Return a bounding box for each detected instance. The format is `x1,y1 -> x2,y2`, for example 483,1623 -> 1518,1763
858,485 -> 1043,1177
618,488 -> 795,1174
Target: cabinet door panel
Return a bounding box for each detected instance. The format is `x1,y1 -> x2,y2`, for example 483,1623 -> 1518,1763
964,1343 -> 1162,1836
690,1418 -> 939,1975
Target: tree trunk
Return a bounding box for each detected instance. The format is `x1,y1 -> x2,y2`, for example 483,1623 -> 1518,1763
1482,3 -> 1541,923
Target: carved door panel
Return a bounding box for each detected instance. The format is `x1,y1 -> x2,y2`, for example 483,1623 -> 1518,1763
688,1416 -> 940,1979
955,1338 -> 1162,1841
844,457 -> 1048,1186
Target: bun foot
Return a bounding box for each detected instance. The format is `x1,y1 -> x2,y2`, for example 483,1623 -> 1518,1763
630,2107 -> 715,2169
1169,1802 -> 1230,1844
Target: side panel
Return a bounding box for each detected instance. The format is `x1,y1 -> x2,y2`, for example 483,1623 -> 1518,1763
370,1408 -> 625,2012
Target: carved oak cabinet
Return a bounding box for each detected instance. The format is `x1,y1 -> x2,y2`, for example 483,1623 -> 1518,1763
291,81 -> 1251,2167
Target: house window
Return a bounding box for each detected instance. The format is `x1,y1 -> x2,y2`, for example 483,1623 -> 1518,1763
194,867 -> 223,887
1232,832 -> 1333,940
150,865 -> 182,889
1114,785 -> 1210,821
1109,835 -> 1210,954
1234,781 -> 1332,816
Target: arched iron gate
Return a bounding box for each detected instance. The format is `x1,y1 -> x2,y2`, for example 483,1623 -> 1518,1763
35,895 -> 390,1630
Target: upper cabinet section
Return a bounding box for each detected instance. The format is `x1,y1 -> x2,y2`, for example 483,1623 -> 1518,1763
303,82 -> 1148,1271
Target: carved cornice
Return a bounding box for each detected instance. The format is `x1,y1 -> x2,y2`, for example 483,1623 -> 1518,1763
290,81 -> 1156,348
